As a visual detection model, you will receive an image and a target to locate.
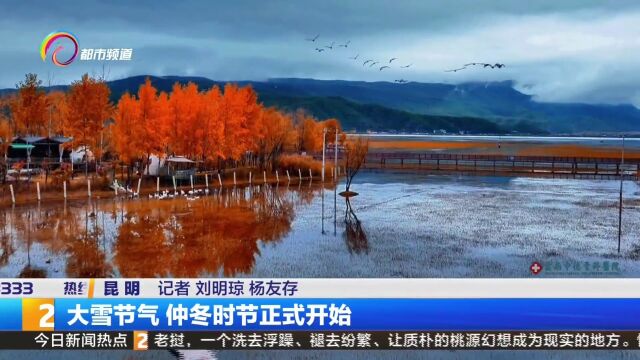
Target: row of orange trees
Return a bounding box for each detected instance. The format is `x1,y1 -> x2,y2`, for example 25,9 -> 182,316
0,73 -> 342,177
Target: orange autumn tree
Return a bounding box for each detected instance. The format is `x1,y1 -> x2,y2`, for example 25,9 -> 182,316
112,92 -> 143,183
199,86 -> 224,165
167,82 -> 201,158
107,79 -> 343,174
292,109 -> 327,153
137,78 -> 169,174
320,118 -> 343,145
255,107 -> 295,170
46,91 -> 67,136
343,136 -> 369,193
0,111 -> 12,183
11,73 -> 48,136
220,84 -> 261,162
154,92 -> 171,154
64,74 -> 112,177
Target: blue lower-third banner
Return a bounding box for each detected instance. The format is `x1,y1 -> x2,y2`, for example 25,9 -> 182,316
3,298 -> 639,331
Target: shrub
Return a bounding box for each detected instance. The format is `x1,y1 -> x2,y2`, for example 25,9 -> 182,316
277,154 -> 323,176
51,163 -> 72,188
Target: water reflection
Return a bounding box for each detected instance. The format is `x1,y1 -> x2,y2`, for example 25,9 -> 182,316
0,183 -> 338,278
343,198 -> 369,254
0,211 -> 15,267
18,210 -> 47,278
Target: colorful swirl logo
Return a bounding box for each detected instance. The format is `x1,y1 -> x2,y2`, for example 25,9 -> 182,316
40,31 -> 79,67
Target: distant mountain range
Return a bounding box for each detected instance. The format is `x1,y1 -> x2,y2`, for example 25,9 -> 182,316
3,75 -> 640,135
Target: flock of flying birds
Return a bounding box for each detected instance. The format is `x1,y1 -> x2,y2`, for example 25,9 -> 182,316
444,62 -> 506,73
306,34 -> 412,83
305,34 -> 506,83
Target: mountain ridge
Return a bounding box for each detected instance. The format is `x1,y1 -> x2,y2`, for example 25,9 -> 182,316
2,75 -> 639,134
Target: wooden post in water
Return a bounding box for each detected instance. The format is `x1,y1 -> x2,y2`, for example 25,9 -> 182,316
172,176 -> 177,193
9,184 -> 15,204
309,168 -> 312,180
190,174 -> 194,190
249,171 -> 252,184
137,178 -> 142,196
263,171 -> 266,184
618,136 -> 625,253
233,172 -> 237,186
276,170 -> 279,183
298,168 -> 302,181
156,177 -> 160,193
63,181 -> 67,199
321,128 -> 326,182
87,179 -> 91,197
334,131 -> 339,177
218,173 -> 222,187
36,182 -> 41,201
205,174 -> 209,188
286,170 -> 291,183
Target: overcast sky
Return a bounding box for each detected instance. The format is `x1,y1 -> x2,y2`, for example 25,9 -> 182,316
1,0 -> 639,106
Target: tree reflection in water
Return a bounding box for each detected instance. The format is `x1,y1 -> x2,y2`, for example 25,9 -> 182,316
0,210 -> 14,268
116,185 -> 296,277
0,183 -> 337,278
343,197 -> 369,254
18,210 -> 47,278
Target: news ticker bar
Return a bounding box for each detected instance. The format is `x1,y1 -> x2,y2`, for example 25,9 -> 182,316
4,298 -> 640,331
5,331 -> 640,350
3,278 -> 640,298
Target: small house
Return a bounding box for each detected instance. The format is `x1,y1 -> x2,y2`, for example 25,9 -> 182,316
7,136 -> 71,166
164,156 -> 196,180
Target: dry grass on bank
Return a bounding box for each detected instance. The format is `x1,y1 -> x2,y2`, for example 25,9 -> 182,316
370,140 -> 640,159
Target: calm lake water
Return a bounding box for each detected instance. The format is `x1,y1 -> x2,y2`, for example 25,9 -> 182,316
3,170 -> 640,359
1,170 -> 639,278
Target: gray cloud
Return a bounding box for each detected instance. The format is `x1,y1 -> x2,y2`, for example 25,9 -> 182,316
0,0 -> 638,106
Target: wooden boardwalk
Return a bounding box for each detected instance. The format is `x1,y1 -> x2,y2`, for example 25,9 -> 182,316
360,152 -> 640,180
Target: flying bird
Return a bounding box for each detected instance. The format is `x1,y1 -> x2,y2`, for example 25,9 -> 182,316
324,41 -> 335,50
306,34 -> 320,42
349,54 -> 360,60
315,48 -> 325,52
389,58 -> 398,63
379,66 -> 390,71
445,66 -> 467,72
339,40 -> 351,48
400,63 -> 413,68
369,61 -> 380,67
363,59 -> 373,66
